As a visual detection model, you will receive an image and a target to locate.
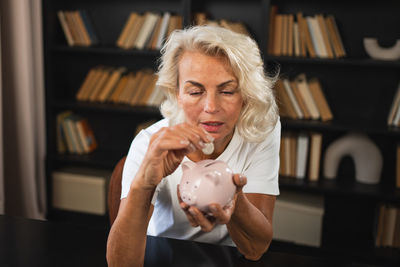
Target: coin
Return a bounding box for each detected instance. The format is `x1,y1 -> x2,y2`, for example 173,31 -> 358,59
202,142 -> 214,155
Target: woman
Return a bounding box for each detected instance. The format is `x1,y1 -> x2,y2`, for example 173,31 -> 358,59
107,25 -> 280,266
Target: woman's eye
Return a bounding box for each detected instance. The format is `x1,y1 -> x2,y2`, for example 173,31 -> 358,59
189,91 -> 202,96
221,91 -> 234,95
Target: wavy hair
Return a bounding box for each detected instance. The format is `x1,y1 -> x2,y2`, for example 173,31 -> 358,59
156,25 -> 279,143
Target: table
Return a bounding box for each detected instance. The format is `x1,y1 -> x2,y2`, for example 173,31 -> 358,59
0,215 -> 381,266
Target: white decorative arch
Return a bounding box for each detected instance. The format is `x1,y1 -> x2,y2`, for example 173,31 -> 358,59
323,132 -> 383,184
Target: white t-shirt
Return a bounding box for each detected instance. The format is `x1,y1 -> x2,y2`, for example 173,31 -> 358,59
121,118 -> 281,246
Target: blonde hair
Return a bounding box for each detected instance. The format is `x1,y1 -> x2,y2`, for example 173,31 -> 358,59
156,25 -> 278,143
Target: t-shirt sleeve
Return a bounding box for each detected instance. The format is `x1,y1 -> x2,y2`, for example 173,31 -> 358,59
242,119 -> 281,195
120,130 -> 151,199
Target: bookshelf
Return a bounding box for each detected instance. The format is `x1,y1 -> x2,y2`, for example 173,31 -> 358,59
42,0 -> 400,264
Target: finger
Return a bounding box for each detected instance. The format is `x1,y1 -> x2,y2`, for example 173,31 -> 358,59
189,207 -> 216,232
232,174 -> 247,192
209,204 -> 231,224
174,124 -> 213,151
177,185 -> 199,227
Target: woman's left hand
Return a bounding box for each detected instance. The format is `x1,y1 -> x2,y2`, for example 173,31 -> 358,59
177,174 -> 247,232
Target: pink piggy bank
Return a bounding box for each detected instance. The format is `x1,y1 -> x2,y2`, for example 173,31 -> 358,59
179,160 -> 236,213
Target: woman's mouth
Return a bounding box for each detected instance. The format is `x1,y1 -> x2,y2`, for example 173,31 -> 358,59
201,121 -> 224,132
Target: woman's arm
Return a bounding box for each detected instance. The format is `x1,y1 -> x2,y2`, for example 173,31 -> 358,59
106,123 -> 213,267
227,191 -> 275,261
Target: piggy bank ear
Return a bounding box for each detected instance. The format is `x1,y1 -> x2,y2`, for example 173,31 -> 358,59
205,171 -> 221,185
182,161 -> 196,172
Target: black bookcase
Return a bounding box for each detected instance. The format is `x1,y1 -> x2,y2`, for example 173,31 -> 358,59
42,0 -> 400,264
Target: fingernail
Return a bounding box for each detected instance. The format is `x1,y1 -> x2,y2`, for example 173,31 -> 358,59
201,128 -> 214,142
206,134 -> 214,142
189,143 -> 196,152
198,140 -> 205,148
189,208 -> 197,216
180,140 -> 190,145
239,174 -> 245,184
210,205 -> 217,212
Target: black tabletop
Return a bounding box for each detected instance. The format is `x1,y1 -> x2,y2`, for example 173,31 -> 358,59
0,215 -> 385,267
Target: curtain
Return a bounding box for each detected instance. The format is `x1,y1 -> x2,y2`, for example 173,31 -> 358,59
0,13 -> 3,214
0,0 -> 46,219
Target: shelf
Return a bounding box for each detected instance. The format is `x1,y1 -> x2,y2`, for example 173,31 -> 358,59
52,45 -> 160,57
265,56 -> 400,68
281,118 -> 400,137
279,176 -> 400,202
51,101 -> 161,116
51,149 -> 126,169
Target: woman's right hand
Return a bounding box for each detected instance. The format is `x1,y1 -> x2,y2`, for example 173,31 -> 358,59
133,123 -> 214,190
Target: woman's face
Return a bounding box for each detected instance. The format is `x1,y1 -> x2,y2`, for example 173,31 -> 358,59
177,51 -> 243,148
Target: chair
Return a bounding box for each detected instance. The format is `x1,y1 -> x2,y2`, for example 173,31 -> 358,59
108,156 -> 126,226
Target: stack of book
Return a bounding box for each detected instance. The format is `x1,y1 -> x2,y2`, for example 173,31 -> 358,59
75,66 -> 164,107
279,131 -> 323,181
397,144 -> 400,189
56,111 -> 98,155
268,6 -> 346,58
57,10 -> 99,47
387,82 -> 400,127
375,203 -> 400,248
116,12 -> 182,50
274,74 -> 333,121
193,13 -> 251,37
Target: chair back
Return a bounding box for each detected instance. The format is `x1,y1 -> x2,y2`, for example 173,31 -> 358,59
108,156 -> 126,226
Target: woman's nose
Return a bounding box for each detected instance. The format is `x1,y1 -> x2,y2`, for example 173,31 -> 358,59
204,93 -> 219,113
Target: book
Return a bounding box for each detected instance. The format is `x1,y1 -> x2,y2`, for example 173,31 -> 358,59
375,204 -> 386,247
273,14 -> 283,56
297,12 -> 316,58
267,5 -> 278,55
308,132 -> 322,181
57,11 -> 75,46
296,133 -> 309,179
109,75 -> 129,103
287,14 -> 294,57
283,79 -> 303,119
116,13 -> 138,48
308,78 -> 333,121
88,68 -> 112,101
129,71 -> 153,106
289,133 -> 297,177
393,208 -> 400,248
295,74 -> 320,120
79,67 -> 104,101
79,10 -> 99,45
381,206 -> 397,247
397,144 -> 400,189
293,22 -> 300,57
137,73 -> 158,106
283,134 -> 291,176
291,80 -> 311,119
316,14 -> 334,58
327,15 -> 346,57
147,15 -> 162,50
97,67 -> 126,102
63,11 -> 84,46
156,12 -> 171,49
76,67 -> 98,101
123,14 -> 145,49
387,82 -> 400,126
281,15 -> 288,56
134,12 -> 160,50
72,10 -> 91,46
78,118 -> 98,153
56,111 -> 73,153
274,79 -> 297,119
